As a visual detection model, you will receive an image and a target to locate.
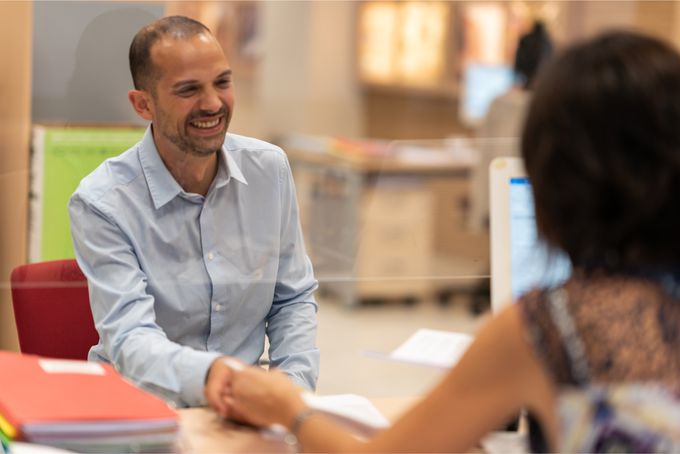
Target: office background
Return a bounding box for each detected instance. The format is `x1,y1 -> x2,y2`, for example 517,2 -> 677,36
3,0 -> 680,397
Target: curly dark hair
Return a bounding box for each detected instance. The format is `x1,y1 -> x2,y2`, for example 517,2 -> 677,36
129,15 -> 210,92
522,31 -> 680,271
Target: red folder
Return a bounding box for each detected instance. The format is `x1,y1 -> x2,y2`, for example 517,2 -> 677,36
0,351 -> 177,441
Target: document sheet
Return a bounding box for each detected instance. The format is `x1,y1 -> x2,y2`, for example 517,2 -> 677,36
369,328 -> 474,369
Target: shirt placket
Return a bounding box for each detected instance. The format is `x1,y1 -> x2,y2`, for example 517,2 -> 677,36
199,195 -> 228,351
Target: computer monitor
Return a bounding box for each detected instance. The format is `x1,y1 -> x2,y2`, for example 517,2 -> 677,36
490,157 -> 571,312
459,63 -> 515,127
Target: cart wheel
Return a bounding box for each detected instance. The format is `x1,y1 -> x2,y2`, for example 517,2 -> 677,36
437,289 -> 453,307
469,295 -> 489,315
403,296 -> 418,306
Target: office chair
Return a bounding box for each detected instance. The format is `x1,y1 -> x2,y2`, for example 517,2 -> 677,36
10,259 -> 98,360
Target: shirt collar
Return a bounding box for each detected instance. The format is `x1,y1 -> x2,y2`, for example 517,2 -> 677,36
139,127 -> 248,210
218,142 -> 248,188
139,127 -> 182,210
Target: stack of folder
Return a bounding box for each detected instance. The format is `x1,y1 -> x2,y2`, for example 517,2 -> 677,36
0,351 -> 178,452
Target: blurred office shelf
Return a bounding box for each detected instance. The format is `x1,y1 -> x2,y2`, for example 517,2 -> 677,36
285,137 -> 488,308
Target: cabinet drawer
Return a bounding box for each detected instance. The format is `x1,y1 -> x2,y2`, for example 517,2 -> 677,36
357,222 -> 432,258
361,186 -> 431,224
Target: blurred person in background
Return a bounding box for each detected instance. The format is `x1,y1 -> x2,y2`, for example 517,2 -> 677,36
469,20 -> 553,232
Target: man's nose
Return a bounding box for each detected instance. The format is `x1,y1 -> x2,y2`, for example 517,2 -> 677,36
199,88 -> 223,113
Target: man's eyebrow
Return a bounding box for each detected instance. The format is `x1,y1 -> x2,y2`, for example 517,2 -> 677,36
215,70 -> 232,79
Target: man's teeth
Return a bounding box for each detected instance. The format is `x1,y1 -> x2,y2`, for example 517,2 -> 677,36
192,118 -> 220,129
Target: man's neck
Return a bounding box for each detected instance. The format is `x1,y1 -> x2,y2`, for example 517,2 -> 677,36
152,128 -> 218,197
164,152 -> 218,196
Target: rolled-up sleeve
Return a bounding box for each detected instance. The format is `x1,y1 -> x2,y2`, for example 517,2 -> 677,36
265,154 -> 320,390
69,195 -> 220,407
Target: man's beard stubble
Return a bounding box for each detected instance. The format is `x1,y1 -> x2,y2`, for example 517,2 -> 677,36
160,106 -> 229,157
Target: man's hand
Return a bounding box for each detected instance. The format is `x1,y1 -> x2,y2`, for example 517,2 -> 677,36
230,367 -> 306,428
204,356 -> 237,418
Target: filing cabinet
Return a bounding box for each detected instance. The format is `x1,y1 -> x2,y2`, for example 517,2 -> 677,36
288,147 -> 481,306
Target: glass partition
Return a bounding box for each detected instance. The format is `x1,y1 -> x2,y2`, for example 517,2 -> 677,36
4,0 -> 678,401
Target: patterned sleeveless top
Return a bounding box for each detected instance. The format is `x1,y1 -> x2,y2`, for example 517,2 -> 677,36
519,270 -> 680,452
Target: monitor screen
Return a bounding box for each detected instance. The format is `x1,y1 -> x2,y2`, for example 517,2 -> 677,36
460,63 -> 515,126
509,178 -> 571,299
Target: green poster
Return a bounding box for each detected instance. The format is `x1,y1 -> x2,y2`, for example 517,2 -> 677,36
37,127 -> 145,261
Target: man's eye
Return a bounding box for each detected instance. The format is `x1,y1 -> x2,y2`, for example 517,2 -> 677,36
177,87 -> 197,97
217,79 -> 231,88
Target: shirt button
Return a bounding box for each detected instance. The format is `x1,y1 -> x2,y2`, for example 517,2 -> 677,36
207,252 -> 214,261
215,304 -> 224,312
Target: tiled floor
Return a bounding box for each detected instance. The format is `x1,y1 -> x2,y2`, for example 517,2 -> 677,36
314,295 -> 486,398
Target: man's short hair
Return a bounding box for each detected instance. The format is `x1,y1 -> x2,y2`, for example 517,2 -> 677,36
129,15 -> 210,92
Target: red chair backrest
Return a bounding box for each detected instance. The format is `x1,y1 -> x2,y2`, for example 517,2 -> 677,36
10,259 -> 98,360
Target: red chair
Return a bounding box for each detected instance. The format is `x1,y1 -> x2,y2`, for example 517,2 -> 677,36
10,259 -> 98,360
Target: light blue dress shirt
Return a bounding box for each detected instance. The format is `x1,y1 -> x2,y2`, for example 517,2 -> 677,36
69,127 -> 319,407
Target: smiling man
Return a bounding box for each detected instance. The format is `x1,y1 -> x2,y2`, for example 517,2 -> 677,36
68,16 -> 319,413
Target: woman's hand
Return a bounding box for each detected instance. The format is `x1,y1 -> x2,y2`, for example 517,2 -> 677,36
228,366 -> 307,428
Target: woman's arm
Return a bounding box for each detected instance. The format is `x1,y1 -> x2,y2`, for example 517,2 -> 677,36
229,305 -> 559,453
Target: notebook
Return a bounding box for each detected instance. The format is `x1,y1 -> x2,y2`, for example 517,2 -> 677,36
0,352 -> 177,452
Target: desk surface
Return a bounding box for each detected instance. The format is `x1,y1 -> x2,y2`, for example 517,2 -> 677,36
178,397 -> 417,453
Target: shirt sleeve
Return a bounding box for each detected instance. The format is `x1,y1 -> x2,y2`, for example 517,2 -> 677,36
265,153 -> 320,390
68,194 -> 221,407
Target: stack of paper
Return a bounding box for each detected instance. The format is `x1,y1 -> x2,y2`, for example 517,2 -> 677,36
0,352 -> 178,453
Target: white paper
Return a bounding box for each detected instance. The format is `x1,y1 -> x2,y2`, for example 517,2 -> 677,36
481,431 -> 528,454
10,442 -> 74,454
387,329 -> 473,369
262,394 -> 389,440
38,359 -> 105,376
302,394 -> 390,432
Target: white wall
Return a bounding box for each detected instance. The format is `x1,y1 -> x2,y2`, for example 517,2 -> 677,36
32,2 -> 163,124
231,1 -> 363,141
553,1 -> 636,43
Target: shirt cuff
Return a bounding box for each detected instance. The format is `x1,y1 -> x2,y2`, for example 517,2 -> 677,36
285,367 -> 318,392
179,350 -> 222,407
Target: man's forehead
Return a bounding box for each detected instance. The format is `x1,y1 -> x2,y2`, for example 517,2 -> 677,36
151,32 -> 216,58
150,33 -> 229,76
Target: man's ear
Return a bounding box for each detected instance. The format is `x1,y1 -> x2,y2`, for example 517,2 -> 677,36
128,90 -> 154,121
